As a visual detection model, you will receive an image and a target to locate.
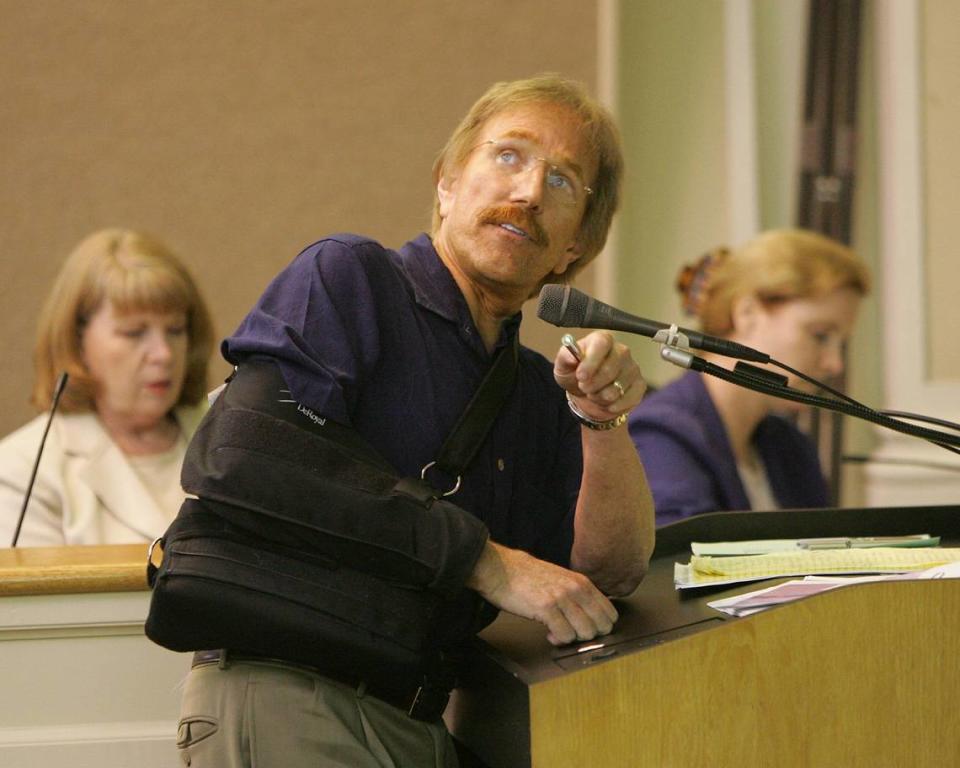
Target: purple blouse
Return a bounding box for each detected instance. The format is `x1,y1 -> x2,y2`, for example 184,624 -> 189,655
628,371 -> 828,525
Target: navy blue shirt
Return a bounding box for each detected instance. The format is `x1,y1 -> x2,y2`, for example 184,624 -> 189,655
224,233 -> 581,565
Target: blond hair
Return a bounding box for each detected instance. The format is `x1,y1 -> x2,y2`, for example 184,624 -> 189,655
32,228 -> 214,412
678,229 -> 871,336
431,73 -> 623,281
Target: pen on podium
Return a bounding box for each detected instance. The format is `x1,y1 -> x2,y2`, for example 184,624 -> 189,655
797,538 -> 855,550
796,535 -> 936,550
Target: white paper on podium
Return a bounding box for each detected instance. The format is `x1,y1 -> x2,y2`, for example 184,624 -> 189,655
706,560 -> 960,617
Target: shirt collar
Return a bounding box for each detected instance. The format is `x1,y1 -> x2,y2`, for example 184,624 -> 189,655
398,233 -> 521,351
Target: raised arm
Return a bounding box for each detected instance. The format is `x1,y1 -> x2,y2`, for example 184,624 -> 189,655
465,330 -> 654,646
555,330 -> 655,595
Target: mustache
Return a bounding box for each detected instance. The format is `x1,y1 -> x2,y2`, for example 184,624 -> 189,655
477,206 -> 549,247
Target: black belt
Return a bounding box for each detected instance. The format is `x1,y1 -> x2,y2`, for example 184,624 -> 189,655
190,649 -> 449,722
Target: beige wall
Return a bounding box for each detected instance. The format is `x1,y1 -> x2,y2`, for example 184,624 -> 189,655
922,0 -> 960,381
615,0 -> 730,384
0,0 -> 599,436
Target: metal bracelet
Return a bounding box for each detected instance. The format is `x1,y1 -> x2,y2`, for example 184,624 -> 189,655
565,392 -> 627,431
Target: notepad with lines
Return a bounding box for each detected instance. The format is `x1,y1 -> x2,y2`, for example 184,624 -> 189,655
675,547 -> 960,589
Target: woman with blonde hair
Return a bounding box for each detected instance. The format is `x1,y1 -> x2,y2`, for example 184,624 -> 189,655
628,229 -> 870,525
0,228 -> 214,546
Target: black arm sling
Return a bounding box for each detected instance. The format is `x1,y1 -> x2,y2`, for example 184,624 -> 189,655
145,335 -> 519,718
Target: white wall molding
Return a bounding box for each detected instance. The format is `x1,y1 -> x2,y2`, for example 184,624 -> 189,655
1,591 -> 189,768
867,0 -> 960,506
723,0 -> 761,244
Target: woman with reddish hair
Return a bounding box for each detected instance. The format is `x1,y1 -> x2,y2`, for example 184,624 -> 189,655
629,229 -> 870,525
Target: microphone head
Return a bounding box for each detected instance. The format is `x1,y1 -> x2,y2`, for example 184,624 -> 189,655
537,284 -> 588,327
52,371 -> 69,400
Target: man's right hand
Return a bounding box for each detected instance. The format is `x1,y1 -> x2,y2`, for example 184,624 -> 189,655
465,539 -> 618,646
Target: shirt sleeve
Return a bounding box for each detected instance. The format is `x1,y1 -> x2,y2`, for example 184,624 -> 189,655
222,237 -> 389,426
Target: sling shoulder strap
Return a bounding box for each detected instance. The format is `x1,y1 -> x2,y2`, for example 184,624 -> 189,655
431,331 -> 519,481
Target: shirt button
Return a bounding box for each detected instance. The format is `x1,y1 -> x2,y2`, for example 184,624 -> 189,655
497,458 -> 505,471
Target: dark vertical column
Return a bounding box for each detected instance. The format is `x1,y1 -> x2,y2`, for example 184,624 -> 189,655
795,0 -> 863,503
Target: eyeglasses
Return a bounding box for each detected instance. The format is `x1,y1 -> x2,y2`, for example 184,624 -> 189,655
472,137 -> 593,207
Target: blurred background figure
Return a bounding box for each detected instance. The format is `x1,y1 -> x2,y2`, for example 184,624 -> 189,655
0,229 -> 214,547
628,229 -> 870,525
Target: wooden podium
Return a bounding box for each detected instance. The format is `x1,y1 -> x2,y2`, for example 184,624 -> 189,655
4,508 -> 959,767
445,505 -> 960,768
0,543 -> 190,768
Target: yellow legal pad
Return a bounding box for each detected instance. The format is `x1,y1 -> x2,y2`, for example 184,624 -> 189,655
675,547 -> 960,589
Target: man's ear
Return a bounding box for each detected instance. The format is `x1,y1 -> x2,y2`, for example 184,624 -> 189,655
552,233 -> 587,276
436,173 -> 458,219
552,242 -> 583,276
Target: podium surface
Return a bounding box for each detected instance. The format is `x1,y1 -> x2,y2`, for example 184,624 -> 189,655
446,505 -> 960,768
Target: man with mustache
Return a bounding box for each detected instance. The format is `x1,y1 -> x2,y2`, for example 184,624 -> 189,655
176,74 -> 655,767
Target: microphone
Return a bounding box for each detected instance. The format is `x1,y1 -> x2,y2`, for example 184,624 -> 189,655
537,285 -> 770,364
537,287 -> 960,455
11,372 -> 69,547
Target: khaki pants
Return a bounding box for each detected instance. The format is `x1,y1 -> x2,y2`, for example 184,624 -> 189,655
177,659 -> 459,768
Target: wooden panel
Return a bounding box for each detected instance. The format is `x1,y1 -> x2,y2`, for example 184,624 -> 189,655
528,579 -> 960,767
449,505 -> 960,767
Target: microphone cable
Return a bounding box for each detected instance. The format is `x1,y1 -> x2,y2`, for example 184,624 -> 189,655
659,347 -> 960,455
764,358 -> 960,451
842,454 -> 960,473
537,283 -> 960,455
11,372 -> 69,547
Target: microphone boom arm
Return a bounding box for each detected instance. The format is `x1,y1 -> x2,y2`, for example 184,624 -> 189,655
658,344 -> 960,454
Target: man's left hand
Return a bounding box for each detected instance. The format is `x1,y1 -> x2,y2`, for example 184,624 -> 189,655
553,330 -> 646,421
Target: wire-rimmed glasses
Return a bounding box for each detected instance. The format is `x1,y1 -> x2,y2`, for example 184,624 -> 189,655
472,137 -> 593,207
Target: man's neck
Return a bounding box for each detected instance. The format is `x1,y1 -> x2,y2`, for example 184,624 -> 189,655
433,236 -> 525,353
470,299 -> 513,353
459,280 -> 522,353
